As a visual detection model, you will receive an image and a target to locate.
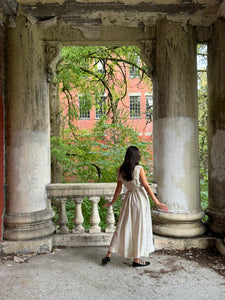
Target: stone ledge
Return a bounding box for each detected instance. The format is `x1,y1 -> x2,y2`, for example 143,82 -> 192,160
0,234 -> 218,255
53,233 -> 216,251
53,232 -> 113,248
153,235 -> 215,251
0,236 -> 54,255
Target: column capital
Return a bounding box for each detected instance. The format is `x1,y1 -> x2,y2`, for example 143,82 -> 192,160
139,39 -> 155,79
46,41 -> 62,82
72,196 -> 84,204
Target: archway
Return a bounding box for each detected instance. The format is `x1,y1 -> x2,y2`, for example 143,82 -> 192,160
2,3 -> 225,252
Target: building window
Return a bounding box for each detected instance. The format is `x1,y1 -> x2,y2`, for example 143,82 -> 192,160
129,55 -> 140,78
96,60 -> 105,74
95,96 -> 106,119
79,97 -> 90,119
146,93 -> 153,119
130,95 -> 140,118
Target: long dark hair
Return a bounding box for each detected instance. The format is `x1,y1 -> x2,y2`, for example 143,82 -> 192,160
119,146 -> 141,181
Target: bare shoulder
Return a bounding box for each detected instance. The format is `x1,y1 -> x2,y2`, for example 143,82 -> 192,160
139,165 -> 145,173
136,165 -> 144,176
136,165 -> 143,170
139,166 -> 148,183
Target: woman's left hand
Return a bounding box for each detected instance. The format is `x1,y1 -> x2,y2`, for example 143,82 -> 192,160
157,202 -> 169,212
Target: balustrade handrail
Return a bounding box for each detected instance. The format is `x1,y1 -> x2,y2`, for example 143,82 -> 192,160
46,182 -> 157,198
46,182 -> 117,198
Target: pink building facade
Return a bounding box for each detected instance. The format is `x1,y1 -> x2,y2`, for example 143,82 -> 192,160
62,62 -> 153,140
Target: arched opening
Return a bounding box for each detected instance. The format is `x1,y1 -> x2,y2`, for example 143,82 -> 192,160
4,6 -> 225,248
49,45 -> 154,231
50,45 -> 153,183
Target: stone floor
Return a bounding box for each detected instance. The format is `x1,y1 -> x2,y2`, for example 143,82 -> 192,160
0,247 -> 224,300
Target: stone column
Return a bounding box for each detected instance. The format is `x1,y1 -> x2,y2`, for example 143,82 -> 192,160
0,22 -> 4,241
4,16 -> 55,240
206,19 -> 225,234
152,20 -> 205,237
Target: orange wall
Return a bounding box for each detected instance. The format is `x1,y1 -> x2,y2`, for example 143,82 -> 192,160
61,71 -> 153,140
0,24 -> 4,240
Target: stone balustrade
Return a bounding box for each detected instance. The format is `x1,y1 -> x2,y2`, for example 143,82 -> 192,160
46,183 -> 118,235
3,183 -> 215,254
46,182 -> 158,237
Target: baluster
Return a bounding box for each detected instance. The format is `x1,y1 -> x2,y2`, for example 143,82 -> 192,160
72,197 -> 84,233
89,196 -> 101,233
58,197 -> 69,234
105,195 -> 115,233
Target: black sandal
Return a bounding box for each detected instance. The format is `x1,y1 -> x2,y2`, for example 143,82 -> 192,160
101,256 -> 110,265
132,260 -> 150,267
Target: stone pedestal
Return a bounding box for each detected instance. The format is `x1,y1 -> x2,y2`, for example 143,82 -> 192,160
4,16 -> 55,240
152,20 -> 205,237
206,19 -> 225,234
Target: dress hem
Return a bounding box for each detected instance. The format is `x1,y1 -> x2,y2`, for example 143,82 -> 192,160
109,246 -> 156,259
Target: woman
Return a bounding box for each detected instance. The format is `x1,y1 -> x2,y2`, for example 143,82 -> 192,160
102,146 -> 168,267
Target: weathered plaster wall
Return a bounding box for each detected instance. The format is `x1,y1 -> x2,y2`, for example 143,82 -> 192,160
0,23 -> 4,240
154,20 -> 197,118
154,117 -> 199,212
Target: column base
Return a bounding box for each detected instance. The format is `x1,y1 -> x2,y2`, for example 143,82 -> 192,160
152,210 -> 206,238
1,236 -> 54,255
206,208 -> 225,234
4,208 -> 55,241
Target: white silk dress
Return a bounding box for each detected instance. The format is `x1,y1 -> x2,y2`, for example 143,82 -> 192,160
109,165 -> 155,259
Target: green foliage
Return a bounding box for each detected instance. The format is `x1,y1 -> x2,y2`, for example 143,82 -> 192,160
51,119 -> 153,184
197,44 -> 208,219
81,197 -> 92,230
65,200 -> 76,230
56,45 -> 151,124
52,204 -> 59,228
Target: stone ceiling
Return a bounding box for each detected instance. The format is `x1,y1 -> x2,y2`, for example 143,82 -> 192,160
1,0 -> 225,29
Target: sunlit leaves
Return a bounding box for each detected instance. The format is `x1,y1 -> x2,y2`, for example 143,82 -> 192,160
197,44 -> 208,216
56,46 -> 150,124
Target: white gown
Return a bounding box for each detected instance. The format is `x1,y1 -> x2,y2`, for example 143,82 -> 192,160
109,165 -> 155,259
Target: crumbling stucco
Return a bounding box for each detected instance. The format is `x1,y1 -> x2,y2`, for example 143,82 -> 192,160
154,117 -> 199,212
7,130 -> 50,213
210,130 -> 225,182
